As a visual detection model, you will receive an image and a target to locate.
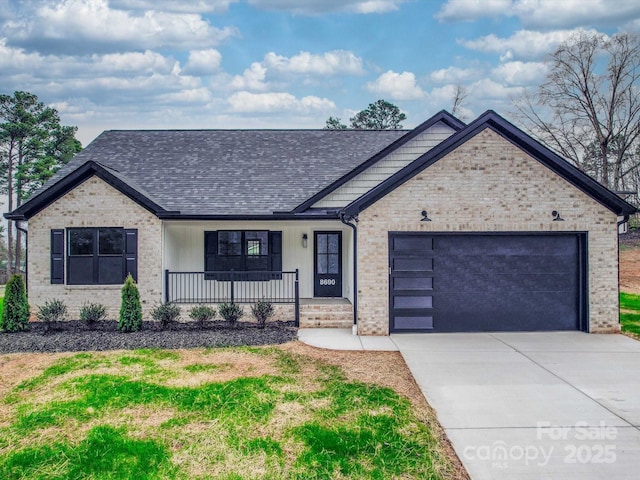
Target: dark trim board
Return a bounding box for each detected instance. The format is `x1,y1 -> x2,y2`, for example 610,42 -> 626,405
388,231 -> 588,333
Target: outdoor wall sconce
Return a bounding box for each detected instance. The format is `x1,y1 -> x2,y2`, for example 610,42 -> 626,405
421,210 -> 432,222
302,233 -> 308,248
552,210 -> 564,221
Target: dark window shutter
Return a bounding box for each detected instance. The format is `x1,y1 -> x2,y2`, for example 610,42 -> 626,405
124,229 -> 138,282
51,229 -> 64,284
204,231 -> 218,280
269,231 -> 282,279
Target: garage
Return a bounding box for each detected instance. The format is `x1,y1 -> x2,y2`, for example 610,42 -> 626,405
389,233 -> 587,333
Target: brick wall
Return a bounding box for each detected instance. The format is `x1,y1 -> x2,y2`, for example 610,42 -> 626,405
27,176 -> 163,320
357,129 -> 620,335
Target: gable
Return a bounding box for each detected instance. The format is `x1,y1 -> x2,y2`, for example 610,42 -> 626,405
345,111 -> 636,218
363,128 -> 615,225
312,121 -> 457,209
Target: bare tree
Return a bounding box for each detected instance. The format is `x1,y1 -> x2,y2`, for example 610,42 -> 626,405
451,84 -> 468,119
512,32 -> 640,191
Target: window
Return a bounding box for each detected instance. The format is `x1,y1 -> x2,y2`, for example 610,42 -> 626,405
205,230 -> 281,280
59,228 -> 137,285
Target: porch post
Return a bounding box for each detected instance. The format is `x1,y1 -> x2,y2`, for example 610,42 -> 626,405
294,269 -> 300,327
164,269 -> 169,302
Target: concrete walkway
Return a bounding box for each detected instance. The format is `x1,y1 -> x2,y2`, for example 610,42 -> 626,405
298,329 -> 640,479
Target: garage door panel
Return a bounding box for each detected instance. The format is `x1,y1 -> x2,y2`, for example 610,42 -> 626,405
436,254 -> 577,274
435,273 -> 578,293
433,292 -> 578,331
390,233 -> 584,333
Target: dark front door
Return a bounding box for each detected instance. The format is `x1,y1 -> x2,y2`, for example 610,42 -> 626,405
314,231 -> 342,297
389,233 -> 586,333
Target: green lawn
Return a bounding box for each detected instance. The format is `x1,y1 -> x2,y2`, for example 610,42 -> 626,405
620,292 -> 640,336
0,346 -> 462,479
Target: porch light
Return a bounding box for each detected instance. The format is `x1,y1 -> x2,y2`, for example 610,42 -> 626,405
552,210 -> 564,221
421,210 -> 432,222
302,233 -> 308,248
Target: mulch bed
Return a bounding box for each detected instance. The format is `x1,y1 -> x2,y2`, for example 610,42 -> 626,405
0,320 -> 297,354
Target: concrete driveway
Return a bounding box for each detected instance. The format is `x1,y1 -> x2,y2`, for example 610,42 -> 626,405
392,332 -> 640,479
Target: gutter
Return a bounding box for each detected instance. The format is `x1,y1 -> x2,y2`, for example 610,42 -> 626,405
340,211 -> 358,335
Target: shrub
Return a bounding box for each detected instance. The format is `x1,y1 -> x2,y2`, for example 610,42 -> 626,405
36,299 -> 67,331
189,305 -> 216,326
119,274 -> 142,332
151,302 -> 181,329
80,302 -> 107,328
251,300 -> 274,329
218,302 -> 244,326
0,274 -> 30,332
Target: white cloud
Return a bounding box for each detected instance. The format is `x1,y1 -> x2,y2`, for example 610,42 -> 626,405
511,0 -> 640,29
492,61 -> 548,86
110,0 -> 238,13
366,70 -> 425,100
229,62 -> 269,91
461,29 -> 602,60
184,49 -> 222,75
157,88 -> 213,103
429,66 -> 479,84
247,0 -> 407,14
437,0 -> 640,29
92,50 -> 177,75
468,78 -> 521,100
227,91 -> 335,113
4,0 -> 238,54
264,50 -> 365,76
436,0 -> 512,22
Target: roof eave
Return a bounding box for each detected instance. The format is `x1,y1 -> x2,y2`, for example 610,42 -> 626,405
5,160 -> 172,221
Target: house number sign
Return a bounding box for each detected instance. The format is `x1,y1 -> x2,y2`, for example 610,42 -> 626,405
319,278 -> 337,286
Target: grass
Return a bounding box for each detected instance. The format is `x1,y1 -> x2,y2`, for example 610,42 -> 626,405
0,346 -> 462,479
620,292 -> 640,336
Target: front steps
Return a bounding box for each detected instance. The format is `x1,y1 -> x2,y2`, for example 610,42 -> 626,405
299,299 -> 354,328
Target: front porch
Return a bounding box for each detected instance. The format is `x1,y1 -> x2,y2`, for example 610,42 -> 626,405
162,220 -> 356,328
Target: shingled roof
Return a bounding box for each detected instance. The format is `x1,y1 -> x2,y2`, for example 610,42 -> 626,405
16,129 -> 408,218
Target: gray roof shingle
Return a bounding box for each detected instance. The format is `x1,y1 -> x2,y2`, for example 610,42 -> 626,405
43,129 -> 408,215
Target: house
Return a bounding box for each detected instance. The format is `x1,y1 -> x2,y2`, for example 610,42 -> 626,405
5,110 -> 636,335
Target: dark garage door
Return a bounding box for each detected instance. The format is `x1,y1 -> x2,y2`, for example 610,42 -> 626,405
389,233 -> 586,333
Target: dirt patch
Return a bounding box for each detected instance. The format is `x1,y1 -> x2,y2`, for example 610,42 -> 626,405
620,245 -> 640,294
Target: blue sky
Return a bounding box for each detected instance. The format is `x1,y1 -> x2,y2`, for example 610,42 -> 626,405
2,0 -> 639,145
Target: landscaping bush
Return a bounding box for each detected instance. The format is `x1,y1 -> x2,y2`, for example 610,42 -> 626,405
36,299 -> 67,332
218,302 -> 244,326
150,302 -> 181,329
251,300 -> 274,329
0,274 -> 30,332
189,305 -> 216,326
119,274 -> 142,332
80,302 -> 107,328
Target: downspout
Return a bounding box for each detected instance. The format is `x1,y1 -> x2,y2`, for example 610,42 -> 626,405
340,212 -> 358,335
15,221 -> 28,291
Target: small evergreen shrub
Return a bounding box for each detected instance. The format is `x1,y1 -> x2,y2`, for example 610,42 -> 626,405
36,299 -> 67,332
251,300 -> 274,329
80,302 -> 107,328
119,274 -> 142,332
151,302 -> 181,329
189,305 -> 216,326
1,274 -> 30,332
218,302 -> 244,326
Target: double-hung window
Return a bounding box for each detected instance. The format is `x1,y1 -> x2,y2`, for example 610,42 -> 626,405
204,230 -> 282,280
